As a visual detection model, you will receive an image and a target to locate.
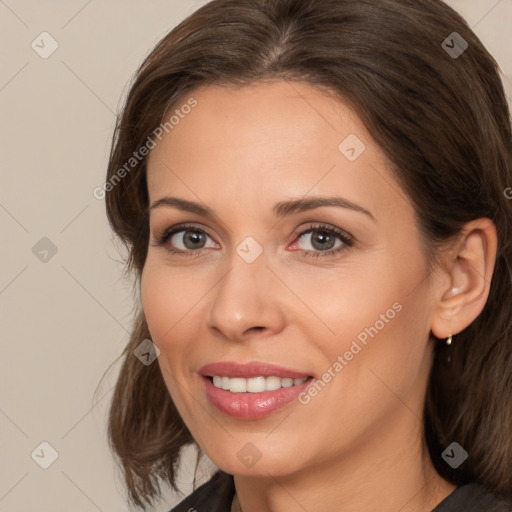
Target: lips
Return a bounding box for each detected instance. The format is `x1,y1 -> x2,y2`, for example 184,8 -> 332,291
199,361 -> 313,379
199,361 -> 315,419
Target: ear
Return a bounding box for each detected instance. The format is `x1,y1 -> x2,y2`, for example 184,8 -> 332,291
430,218 -> 498,340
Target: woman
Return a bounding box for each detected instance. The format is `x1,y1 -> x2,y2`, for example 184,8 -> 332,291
103,0 -> 512,510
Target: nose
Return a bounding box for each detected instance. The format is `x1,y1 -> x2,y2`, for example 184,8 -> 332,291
206,252 -> 286,342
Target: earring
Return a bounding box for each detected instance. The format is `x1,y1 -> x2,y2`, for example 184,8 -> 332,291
446,332 -> 452,345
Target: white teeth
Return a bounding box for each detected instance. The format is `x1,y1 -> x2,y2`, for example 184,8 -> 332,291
229,378 -> 247,393
210,375 -> 308,393
246,376 -> 266,393
265,376 -> 282,391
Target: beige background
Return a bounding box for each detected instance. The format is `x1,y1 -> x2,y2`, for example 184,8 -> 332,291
1,1 -> 511,510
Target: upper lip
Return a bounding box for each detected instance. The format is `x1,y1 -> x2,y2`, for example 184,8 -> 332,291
199,361 -> 312,379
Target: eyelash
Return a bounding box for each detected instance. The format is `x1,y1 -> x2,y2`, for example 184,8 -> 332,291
152,222 -> 354,259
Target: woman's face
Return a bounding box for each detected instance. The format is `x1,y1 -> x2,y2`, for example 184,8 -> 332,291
142,80 -> 439,477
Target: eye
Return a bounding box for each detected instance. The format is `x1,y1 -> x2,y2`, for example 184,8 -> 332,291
152,223 -> 217,257
291,223 -> 354,258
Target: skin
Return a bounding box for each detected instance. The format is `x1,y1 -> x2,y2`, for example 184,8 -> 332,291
141,79 -> 497,512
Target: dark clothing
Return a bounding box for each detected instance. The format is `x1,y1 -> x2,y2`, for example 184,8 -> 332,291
169,469 -> 512,511
169,470 -> 235,512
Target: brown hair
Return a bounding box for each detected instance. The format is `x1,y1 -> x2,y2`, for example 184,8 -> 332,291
102,0 -> 512,508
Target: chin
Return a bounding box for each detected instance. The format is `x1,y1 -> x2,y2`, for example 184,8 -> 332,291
201,436 -> 304,477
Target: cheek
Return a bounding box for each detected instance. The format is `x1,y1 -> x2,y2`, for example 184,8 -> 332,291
284,257 -> 402,345
140,262 -> 196,412
140,262 -> 193,398
141,263 -> 172,340
140,259 -> 202,344
140,258 -> 215,399
294,286 -> 431,453
299,246 -> 431,385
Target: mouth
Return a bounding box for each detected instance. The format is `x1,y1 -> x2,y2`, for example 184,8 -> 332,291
199,361 -> 315,419
206,375 -> 312,393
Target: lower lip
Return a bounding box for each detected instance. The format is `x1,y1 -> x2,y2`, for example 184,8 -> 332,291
202,376 -> 313,419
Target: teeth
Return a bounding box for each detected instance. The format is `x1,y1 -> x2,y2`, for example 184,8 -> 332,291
211,375 -> 308,393
247,376 -> 265,392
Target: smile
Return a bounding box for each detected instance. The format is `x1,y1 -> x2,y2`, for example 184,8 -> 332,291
199,361 -> 315,418
211,375 -> 309,393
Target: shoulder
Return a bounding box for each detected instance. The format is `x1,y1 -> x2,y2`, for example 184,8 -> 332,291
167,470 -> 235,512
433,482 -> 512,512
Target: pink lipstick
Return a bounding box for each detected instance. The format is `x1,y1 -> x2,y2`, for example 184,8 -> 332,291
199,361 -> 314,419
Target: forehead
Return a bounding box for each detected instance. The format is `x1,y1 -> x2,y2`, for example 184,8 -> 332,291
145,80 -> 409,225
148,79 -> 366,165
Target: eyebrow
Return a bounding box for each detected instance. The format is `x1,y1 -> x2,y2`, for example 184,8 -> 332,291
149,196 -> 376,222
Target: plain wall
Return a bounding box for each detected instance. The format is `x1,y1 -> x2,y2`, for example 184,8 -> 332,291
1,1 -> 511,510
